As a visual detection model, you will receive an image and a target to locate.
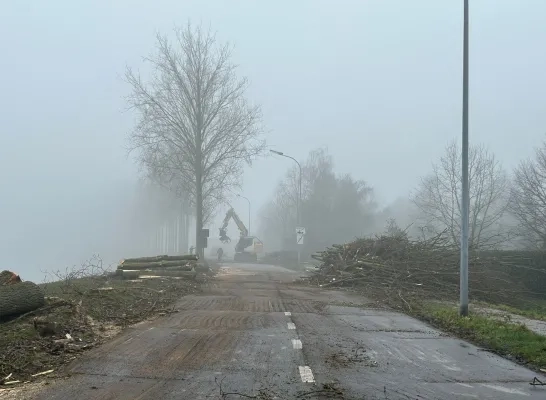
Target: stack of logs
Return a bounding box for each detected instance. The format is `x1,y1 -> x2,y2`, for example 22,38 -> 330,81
116,254 -> 200,280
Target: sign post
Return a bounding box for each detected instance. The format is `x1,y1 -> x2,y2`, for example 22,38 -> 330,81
295,227 -> 306,264
296,227 -> 306,245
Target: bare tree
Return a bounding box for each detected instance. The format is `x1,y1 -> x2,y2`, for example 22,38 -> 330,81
125,23 -> 265,257
412,141 -> 509,249
259,148 -> 377,255
509,140 -> 546,249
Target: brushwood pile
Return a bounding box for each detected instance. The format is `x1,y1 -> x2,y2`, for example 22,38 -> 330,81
306,233 -> 546,310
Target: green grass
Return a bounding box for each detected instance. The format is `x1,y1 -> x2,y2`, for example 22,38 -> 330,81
422,305 -> 546,369
474,302 -> 546,322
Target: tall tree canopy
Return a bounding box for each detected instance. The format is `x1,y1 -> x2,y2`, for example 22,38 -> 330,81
126,23 -> 265,256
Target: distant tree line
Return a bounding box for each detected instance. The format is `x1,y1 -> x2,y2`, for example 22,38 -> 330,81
259,138 -> 546,256
260,148 -> 377,258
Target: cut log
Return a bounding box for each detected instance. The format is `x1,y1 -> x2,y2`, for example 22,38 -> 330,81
120,255 -> 198,264
0,281 -> 45,318
121,270 -> 140,280
141,270 -> 197,278
0,270 -> 21,285
118,260 -> 195,270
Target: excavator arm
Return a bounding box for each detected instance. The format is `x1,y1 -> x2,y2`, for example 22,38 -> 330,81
218,206 -> 263,262
219,208 -> 249,244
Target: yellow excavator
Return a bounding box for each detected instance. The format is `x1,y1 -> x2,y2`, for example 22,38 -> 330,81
219,207 -> 263,262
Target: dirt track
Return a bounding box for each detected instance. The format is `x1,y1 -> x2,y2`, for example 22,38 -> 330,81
11,263 -> 545,399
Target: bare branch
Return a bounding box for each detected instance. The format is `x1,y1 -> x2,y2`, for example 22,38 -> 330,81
509,139 -> 546,249
412,140 -> 510,250
126,23 -> 265,255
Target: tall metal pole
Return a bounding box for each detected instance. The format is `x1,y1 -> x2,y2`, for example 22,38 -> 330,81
270,150 -> 303,263
460,0 -> 470,317
298,167 -> 302,226
296,164 -> 302,265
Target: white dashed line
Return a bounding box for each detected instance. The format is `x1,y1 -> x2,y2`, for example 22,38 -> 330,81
299,366 -> 315,383
292,339 -> 302,349
284,311 -> 291,316
287,322 -> 296,330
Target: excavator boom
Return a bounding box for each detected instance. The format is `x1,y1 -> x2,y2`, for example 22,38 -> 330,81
218,207 -> 262,262
219,208 -> 248,243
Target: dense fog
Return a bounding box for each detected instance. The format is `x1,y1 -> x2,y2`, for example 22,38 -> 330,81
1,1 -> 546,281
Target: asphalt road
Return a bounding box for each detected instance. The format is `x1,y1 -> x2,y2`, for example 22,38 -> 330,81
26,263 -> 544,399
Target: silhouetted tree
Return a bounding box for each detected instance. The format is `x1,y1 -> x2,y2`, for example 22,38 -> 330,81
126,23 -> 265,257
412,141 -> 509,249
260,148 -> 376,255
510,139 -> 546,249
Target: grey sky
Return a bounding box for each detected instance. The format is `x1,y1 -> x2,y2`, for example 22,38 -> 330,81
1,1 -> 545,278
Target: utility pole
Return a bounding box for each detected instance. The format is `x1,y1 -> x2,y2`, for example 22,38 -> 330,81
270,150 -> 303,264
460,0 -> 470,317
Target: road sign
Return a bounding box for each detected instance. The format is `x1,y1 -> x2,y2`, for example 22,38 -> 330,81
199,229 -> 210,248
296,227 -> 305,245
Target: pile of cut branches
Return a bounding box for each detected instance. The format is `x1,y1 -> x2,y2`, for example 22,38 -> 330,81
306,232 -> 546,311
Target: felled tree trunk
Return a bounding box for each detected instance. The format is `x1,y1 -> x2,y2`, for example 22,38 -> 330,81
118,261 -> 195,270
121,255 -> 198,264
0,281 -> 45,318
0,270 -> 21,285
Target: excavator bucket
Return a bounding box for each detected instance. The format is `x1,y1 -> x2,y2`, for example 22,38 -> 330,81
219,228 -> 231,243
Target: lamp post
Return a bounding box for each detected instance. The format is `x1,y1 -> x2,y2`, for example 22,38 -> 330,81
236,194 -> 251,235
270,149 -> 303,264
460,0 -> 470,316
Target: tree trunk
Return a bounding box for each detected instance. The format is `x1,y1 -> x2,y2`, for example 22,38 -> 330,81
195,88 -> 204,259
195,175 -> 204,259
195,146 -> 204,259
184,212 -> 189,253
0,281 -> 45,318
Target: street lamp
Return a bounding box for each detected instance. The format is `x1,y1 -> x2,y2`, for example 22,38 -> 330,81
236,194 -> 251,235
269,150 -> 302,226
270,149 -> 303,264
460,0 -> 470,316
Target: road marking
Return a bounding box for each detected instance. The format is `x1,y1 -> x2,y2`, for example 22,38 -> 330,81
284,311 -> 291,316
292,339 -> 302,349
299,366 -> 315,383
287,322 -> 296,330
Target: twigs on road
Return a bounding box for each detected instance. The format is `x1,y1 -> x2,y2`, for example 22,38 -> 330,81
530,376 -> 545,386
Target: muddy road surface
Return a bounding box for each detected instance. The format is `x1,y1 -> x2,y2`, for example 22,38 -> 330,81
22,263 -> 543,399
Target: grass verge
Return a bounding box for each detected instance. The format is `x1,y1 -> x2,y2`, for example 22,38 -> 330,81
419,303 -> 546,370
473,301 -> 546,322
